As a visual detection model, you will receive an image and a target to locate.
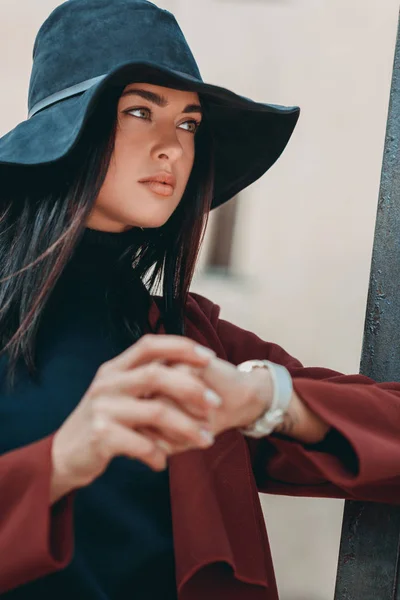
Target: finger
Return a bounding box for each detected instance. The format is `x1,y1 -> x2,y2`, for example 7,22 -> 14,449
103,334 -> 216,373
93,396 -> 215,449
184,355 -> 240,400
97,363 -> 222,415
173,363 -> 204,377
101,419 -> 169,471
140,395 -> 214,449
138,427 -> 195,455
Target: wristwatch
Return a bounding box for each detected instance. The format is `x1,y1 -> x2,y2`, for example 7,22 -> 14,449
237,359 -> 293,438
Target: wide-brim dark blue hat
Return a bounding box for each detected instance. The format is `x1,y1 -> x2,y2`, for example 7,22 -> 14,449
0,0 -> 300,210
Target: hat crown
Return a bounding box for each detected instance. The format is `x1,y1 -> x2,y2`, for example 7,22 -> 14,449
28,0 -> 202,112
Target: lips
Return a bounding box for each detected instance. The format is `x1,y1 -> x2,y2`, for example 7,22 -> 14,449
138,172 -> 176,197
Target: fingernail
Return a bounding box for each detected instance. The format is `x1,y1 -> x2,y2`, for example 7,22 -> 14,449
204,389 -> 222,407
194,345 -> 216,359
200,429 -> 215,446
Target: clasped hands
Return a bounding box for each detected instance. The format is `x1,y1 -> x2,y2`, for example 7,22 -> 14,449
51,332 -> 277,494
53,332 -> 326,489
118,333 -> 273,455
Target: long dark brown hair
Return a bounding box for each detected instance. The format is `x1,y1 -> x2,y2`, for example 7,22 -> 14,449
0,79 -> 215,392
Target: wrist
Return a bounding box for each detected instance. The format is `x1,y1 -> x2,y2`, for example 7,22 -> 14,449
50,433 -> 82,505
240,367 -> 273,429
272,391 -> 331,444
237,359 -> 293,438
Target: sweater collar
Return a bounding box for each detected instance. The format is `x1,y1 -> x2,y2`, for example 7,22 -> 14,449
67,226 -> 143,275
82,226 -> 142,251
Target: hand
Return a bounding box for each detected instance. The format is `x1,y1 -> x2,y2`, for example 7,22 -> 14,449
173,356 -> 273,437
52,335 -> 220,489
176,356 -> 331,445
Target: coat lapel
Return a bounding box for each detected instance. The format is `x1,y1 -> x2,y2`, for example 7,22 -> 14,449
168,431 -> 271,595
148,298 -> 271,595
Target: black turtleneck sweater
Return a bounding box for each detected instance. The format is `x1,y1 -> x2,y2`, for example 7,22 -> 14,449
0,228 -> 178,600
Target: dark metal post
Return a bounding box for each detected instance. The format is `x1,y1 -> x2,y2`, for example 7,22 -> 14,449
334,10 -> 400,600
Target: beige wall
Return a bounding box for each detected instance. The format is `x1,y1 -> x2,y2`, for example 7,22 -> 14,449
0,1 -> 398,598
173,3 -> 399,597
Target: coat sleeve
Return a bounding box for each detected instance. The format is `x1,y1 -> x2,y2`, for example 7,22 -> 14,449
188,293 -> 400,506
0,431 -> 75,594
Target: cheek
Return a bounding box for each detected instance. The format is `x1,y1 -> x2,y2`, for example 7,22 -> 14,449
180,139 -> 196,184
101,134 -> 140,188
113,129 -> 142,170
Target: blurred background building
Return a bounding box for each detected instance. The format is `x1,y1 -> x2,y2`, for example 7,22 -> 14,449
0,0 -> 399,598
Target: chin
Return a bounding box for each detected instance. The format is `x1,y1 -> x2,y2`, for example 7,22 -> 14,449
144,218 -> 172,229
129,213 -> 173,229
133,207 -> 179,229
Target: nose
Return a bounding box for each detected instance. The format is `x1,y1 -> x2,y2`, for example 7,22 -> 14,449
150,127 -> 184,163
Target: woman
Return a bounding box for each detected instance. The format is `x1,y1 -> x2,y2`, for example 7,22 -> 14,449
0,1 -> 399,599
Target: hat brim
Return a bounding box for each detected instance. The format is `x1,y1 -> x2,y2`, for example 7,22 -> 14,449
0,62 -> 300,210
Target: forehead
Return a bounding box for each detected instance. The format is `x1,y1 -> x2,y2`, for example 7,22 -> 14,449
121,82 -> 200,104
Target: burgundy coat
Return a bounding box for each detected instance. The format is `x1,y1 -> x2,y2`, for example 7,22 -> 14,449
1,292 -> 400,599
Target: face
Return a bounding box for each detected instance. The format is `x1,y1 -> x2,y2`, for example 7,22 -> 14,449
86,82 -> 203,232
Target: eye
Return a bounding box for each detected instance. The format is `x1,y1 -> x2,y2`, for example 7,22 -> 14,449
126,107 -> 152,120
178,119 -> 201,134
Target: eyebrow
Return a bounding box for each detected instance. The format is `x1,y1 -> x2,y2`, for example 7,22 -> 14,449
121,88 -> 203,114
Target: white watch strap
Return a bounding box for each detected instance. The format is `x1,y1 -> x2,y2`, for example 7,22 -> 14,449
237,360 -> 293,438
